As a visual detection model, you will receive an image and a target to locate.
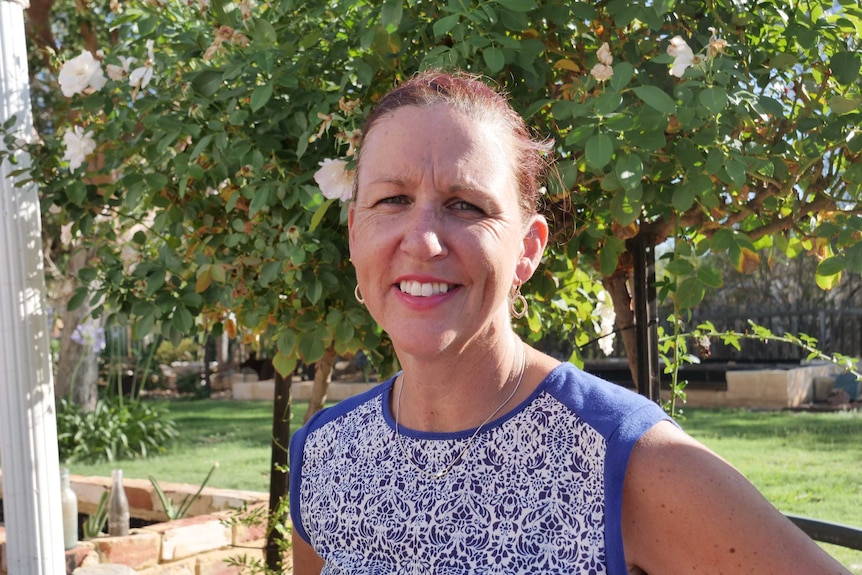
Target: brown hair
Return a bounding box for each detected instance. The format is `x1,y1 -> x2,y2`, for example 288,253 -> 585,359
356,70 -> 552,216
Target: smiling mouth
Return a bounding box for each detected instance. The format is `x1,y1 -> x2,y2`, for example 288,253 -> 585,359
399,281 -> 454,297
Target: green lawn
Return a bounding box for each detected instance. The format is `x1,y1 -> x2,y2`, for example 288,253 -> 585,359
679,408 -> 862,572
67,399 -> 862,572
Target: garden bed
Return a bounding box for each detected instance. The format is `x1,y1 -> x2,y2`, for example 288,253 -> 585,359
0,471 -> 277,574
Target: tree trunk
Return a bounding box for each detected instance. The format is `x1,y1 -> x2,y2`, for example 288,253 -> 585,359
54,247 -> 99,410
303,346 -> 338,424
266,369 -> 291,574
603,270 -> 639,389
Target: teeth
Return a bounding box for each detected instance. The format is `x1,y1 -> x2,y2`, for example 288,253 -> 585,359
399,281 -> 451,297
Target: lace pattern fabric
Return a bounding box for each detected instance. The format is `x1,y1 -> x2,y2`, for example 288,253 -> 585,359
299,392 -> 609,574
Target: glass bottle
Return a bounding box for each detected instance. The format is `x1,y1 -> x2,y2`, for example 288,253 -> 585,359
60,467 -> 78,550
108,468 -> 130,536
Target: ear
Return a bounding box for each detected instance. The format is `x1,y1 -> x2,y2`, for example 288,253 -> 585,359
516,214 -> 549,284
347,202 -> 356,258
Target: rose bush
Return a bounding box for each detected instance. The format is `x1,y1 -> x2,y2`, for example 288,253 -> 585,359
13,0 -> 862,387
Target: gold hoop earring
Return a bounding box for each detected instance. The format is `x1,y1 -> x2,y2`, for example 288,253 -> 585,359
510,284 -> 527,319
354,285 -> 365,305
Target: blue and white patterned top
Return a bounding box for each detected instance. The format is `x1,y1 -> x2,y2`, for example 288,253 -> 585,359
290,362 -> 671,575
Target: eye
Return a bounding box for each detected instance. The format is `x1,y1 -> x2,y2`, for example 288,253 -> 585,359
449,199 -> 483,213
376,195 -> 410,206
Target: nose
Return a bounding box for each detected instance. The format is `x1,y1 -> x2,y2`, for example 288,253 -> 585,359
400,205 -> 447,260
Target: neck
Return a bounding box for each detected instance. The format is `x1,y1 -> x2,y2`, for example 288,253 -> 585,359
394,337 -> 529,433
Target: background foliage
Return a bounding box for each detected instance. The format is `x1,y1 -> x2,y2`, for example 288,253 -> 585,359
14,0 -> 862,386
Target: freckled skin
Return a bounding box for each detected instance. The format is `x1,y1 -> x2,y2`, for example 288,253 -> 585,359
622,421 -> 852,574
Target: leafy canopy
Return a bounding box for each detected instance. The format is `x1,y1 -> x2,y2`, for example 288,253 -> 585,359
13,0 -> 861,373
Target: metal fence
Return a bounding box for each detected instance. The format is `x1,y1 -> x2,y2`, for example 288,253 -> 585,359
686,306 -> 862,362
576,306 -> 862,363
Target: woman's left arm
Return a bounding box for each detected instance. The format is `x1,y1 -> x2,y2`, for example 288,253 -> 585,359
622,420 -> 851,575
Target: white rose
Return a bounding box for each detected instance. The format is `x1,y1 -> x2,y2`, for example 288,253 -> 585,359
590,63 -> 614,82
593,290 -> 617,356
597,42 -> 613,66
667,36 -> 695,78
62,126 -> 97,171
129,65 -> 154,90
313,158 -> 354,202
106,56 -> 137,81
58,50 -> 106,97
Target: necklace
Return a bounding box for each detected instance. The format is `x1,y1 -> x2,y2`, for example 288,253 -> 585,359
394,345 -> 527,480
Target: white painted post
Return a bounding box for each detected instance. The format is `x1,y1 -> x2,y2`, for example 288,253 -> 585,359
0,0 -> 67,573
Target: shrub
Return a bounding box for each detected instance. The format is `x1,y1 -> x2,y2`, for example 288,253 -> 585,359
57,397 -> 179,463
155,338 -> 200,366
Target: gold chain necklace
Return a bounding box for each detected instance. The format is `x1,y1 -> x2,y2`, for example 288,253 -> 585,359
394,346 -> 526,480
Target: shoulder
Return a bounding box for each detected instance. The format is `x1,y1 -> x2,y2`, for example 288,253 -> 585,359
540,362 -> 672,442
289,378 -> 392,461
622,422 -> 849,574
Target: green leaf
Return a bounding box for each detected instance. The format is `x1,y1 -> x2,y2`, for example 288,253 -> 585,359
298,331 -> 326,364
594,90 -> 622,115
134,312 -> 156,340
672,184 -> 697,212
335,320 -> 354,342
189,134 -> 213,161
191,69 -> 223,97
770,53 -> 798,69
698,87 -> 728,115
249,186 -> 271,216
711,229 -> 735,251
585,134 -> 613,169
211,264 -> 226,283
309,198 -> 335,232
697,265 -> 723,288
829,96 -> 862,115
308,278 -> 323,304
259,260 -> 282,287
380,0 -> 403,31
846,242 -> 862,273
433,14 -> 461,37
277,330 -> 296,355
68,287 -> 88,312
614,153 -> 643,192
67,182 -> 86,205
609,62 -> 634,91
250,84 -> 274,112
666,259 -> 694,275
483,47 -> 505,73
724,159 -> 746,188
78,267 -> 97,283
610,190 -> 641,226
272,352 -> 297,378
817,255 -> 845,277
172,307 -> 194,333
598,238 -> 625,276
606,0 -> 639,26
145,173 -> 168,191
246,17 -> 277,44
496,0 -> 536,12
676,277 -> 705,309
632,86 -> 676,114
830,51 -> 861,85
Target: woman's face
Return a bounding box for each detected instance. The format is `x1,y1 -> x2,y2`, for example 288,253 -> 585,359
348,103 -> 547,359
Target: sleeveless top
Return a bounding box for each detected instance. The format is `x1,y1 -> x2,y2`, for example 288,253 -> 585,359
289,362 -> 672,575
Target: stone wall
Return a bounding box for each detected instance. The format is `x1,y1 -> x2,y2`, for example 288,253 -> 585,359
679,363 -> 840,409
0,472 -> 281,574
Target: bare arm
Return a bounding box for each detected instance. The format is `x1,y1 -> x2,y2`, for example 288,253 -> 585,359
292,529 -> 325,575
622,421 -> 851,574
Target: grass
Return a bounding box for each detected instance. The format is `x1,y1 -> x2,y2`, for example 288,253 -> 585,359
66,398 -> 311,493
679,408 -> 862,572
67,399 -> 862,572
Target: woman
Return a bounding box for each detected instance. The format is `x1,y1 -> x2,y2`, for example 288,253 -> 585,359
289,71 -> 849,574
